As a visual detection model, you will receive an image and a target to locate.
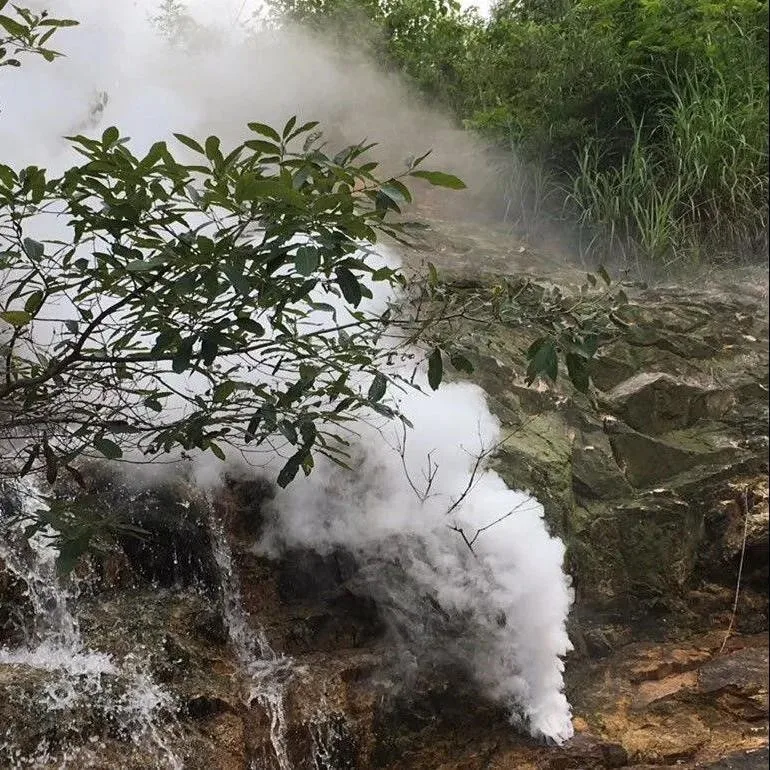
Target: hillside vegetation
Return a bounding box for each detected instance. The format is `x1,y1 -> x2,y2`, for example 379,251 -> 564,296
268,0 -> 769,270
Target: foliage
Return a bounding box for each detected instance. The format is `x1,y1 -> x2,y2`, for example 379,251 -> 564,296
412,263 -> 628,396
0,1 -> 77,68
565,67 -> 769,266
268,0 -> 769,265
0,4 -> 474,569
0,120 -> 468,495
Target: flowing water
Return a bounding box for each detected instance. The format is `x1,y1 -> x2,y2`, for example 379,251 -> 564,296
0,482 -> 183,769
206,504 -> 296,770
0,479 -> 334,768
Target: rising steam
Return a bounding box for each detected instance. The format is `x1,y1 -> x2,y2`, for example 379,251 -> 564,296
260,369 -> 575,741
0,0 -> 574,742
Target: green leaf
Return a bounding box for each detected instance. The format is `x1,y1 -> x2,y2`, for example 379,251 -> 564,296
408,170 -> 466,190
93,437 -> 123,460
39,18 -> 79,27
247,122 -> 281,142
139,141 -> 166,170
335,267 -> 362,307
243,139 -> 281,155
172,343 -> 192,374
102,126 -> 119,147
279,420 -> 298,445
245,411 -> 262,442
209,442 -> 226,461
1,310 -> 30,326
368,372 -> 387,403
566,352 -> 590,394
236,317 -> 265,336
24,290 -> 44,315
200,332 -> 218,366
380,181 -> 412,205
205,135 -> 221,160
277,451 -> 304,487
282,116 -> 297,139
223,265 -> 250,296
213,380 -> 236,403
173,133 -> 205,154
43,442 -> 58,484
295,246 -> 319,276
0,14 -> 26,37
299,420 -> 317,447
23,237 -> 44,258
427,347 -> 443,390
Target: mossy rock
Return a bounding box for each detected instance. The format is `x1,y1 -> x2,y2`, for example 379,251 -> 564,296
493,411 -> 575,537
572,493 -> 704,606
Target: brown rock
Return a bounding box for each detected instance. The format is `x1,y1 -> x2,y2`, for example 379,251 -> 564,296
606,372 -> 733,436
697,647 -> 769,721
632,670 -> 698,709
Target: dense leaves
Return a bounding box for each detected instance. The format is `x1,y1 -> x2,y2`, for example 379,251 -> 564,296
265,0 -> 768,264
0,1 -> 77,68
0,119 -> 463,499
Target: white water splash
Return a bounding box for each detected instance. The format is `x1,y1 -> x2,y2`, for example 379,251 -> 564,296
0,482 -> 183,769
206,506 -> 296,770
307,696 -> 354,770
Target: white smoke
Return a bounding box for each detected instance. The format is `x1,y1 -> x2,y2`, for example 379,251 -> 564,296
0,0 -> 574,742
0,0 -> 493,186
259,368 -> 575,742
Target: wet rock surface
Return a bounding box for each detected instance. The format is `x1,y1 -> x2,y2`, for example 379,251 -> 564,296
1,217 -> 767,767
399,218 -> 768,617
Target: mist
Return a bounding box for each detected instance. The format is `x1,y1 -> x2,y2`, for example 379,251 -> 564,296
0,0 -> 495,198
0,0 -> 574,744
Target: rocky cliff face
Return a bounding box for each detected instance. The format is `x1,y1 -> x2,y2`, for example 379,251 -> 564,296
0,216 -> 767,768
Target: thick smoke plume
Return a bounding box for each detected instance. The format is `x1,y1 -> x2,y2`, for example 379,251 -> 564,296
260,372 -> 575,741
0,0 -> 574,742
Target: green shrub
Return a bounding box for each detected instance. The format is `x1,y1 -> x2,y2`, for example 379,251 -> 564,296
265,0 -> 769,265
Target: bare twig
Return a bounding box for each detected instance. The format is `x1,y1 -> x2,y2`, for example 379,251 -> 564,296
719,487 -> 751,655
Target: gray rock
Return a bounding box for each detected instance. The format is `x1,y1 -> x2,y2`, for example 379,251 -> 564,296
605,372 -> 733,436
572,430 -> 633,500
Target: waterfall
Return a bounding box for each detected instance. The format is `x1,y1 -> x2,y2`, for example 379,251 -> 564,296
0,481 -> 182,769
206,503 -> 296,770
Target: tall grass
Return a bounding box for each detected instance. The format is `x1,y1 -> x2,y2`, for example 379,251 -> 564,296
663,68 -> 769,254
498,151 -> 558,239
560,66 -> 769,271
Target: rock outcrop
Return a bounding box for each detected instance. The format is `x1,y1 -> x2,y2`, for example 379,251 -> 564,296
0,215 -> 767,768
401,218 -> 768,622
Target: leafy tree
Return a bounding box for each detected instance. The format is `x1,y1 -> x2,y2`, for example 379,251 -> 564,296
0,120 -> 468,488
0,5 -> 477,562
0,3 -> 621,569
0,1 -> 77,68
